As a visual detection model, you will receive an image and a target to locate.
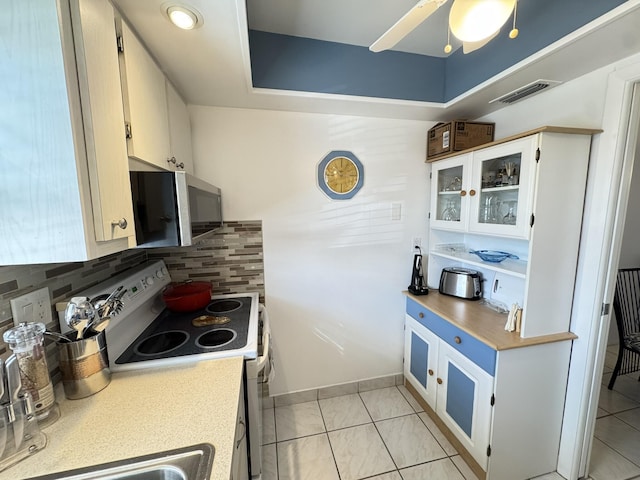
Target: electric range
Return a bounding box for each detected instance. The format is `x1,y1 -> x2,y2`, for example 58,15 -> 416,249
60,260 -> 260,372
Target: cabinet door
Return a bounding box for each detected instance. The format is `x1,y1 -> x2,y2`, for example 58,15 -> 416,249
72,0 -> 134,241
430,155 -> 472,232
436,341 -> 494,470
404,316 -> 439,409
166,80 -> 194,174
231,381 -> 249,480
120,21 -> 170,169
468,137 -> 538,239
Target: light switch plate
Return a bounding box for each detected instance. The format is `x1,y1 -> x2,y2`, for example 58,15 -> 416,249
10,287 -> 53,326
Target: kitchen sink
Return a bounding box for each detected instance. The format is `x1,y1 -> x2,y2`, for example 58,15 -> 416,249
26,443 -> 214,480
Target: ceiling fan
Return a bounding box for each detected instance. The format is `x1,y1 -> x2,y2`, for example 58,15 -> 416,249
369,0 -> 519,55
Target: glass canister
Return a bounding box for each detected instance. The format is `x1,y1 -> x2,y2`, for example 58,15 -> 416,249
3,322 -> 59,426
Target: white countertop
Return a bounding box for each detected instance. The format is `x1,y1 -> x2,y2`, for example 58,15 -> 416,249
5,356 -> 244,480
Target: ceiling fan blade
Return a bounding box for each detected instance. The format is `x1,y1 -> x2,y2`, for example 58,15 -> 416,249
462,30 -> 500,54
369,0 -> 447,53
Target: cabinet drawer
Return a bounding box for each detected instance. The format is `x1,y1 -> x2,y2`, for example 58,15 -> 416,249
406,298 -> 496,375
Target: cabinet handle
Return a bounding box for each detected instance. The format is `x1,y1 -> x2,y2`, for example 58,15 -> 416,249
418,312 -> 424,319
428,369 -> 434,376
167,156 -> 177,165
437,378 -> 443,385
460,190 -> 467,197
454,336 -> 462,344
111,218 -> 128,230
236,419 -> 246,449
176,162 -> 184,169
469,189 -> 476,196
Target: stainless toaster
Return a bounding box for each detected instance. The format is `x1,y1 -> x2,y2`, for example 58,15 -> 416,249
439,267 -> 482,300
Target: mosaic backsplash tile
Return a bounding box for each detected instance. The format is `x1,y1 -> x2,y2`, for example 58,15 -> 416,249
0,220 -> 264,383
146,221 -> 265,303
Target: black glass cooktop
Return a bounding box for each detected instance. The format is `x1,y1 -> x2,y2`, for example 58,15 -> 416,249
115,296 -> 252,365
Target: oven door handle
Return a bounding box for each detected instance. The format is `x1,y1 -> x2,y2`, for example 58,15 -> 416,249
256,305 -> 271,373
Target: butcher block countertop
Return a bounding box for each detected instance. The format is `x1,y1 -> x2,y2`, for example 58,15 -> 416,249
4,356 -> 244,480
405,291 -> 577,351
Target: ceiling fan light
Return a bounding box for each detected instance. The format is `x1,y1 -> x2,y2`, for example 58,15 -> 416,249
167,6 -> 198,30
449,0 -> 516,43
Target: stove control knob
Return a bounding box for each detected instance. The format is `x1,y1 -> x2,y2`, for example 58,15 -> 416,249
156,269 -> 165,279
145,276 -> 155,286
161,267 -> 168,276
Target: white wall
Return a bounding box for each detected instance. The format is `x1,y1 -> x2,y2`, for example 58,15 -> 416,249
618,131 -> 640,268
190,106 -> 431,394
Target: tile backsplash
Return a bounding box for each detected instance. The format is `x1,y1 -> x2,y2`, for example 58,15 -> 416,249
0,220 -> 264,381
147,221 -> 265,303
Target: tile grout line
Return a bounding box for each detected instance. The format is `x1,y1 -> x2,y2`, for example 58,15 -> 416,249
315,398 -> 344,480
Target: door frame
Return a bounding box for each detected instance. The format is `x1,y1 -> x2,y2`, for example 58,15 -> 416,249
557,58 -> 640,479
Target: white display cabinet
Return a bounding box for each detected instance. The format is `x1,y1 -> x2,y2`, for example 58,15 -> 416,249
428,128 -> 599,338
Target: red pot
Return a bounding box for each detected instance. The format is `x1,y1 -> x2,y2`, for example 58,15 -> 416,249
162,281 -> 212,312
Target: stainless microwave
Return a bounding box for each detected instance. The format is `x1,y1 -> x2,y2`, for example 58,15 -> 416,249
130,171 -> 222,248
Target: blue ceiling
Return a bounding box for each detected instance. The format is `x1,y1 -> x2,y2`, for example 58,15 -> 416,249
248,0 -> 627,103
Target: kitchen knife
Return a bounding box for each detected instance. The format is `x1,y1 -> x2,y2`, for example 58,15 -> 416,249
5,355 -> 24,451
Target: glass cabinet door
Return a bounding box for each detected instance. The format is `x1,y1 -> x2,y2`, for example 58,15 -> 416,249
468,137 -> 537,239
431,155 -> 471,231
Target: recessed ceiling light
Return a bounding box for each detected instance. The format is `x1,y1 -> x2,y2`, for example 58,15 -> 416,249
166,5 -> 202,30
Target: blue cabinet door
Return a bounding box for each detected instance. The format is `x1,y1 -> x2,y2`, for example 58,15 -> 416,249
437,341 -> 494,470
404,316 -> 439,409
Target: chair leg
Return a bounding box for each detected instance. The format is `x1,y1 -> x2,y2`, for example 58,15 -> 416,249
608,347 -> 624,390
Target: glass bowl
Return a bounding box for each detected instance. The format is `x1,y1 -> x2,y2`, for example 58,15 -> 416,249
469,250 -> 519,263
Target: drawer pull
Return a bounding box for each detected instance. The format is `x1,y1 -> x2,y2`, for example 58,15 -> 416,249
428,369 -> 434,376
437,378 -> 443,385
418,312 -> 424,319
454,336 -> 462,344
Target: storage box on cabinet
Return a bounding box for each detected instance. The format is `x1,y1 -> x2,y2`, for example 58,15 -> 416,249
1,0 -> 134,265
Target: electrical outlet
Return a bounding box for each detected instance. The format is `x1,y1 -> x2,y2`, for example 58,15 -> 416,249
10,287 -> 53,326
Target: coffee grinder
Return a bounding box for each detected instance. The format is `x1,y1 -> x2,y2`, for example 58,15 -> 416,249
408,247 -> 429,295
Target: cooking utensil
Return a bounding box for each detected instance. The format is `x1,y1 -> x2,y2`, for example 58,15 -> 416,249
93,285 -> 125,318
83,317 -> 110,338
65,297 -> 96,340
5,355 -> 24,450
44,330 -> 72,344
469,250 -> 519,263
162,281 -> 212,312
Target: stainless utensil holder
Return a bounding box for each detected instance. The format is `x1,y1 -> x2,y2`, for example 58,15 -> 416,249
58,330 -> 111,399
0,393 -> 47,472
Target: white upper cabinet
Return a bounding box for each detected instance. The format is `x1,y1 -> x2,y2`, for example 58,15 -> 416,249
118,20 -> 193,173
0,0 -> 134,265
118,20 -> 170,170
430,137 -> 537,240
467,137 -> 537,239
166,80 -> 194,174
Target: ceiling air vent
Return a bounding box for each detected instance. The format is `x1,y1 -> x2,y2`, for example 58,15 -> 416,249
489,79 -> 562,105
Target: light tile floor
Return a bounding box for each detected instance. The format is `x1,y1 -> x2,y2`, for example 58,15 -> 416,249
589,345 -> 640,480
261,384 -> 564,480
